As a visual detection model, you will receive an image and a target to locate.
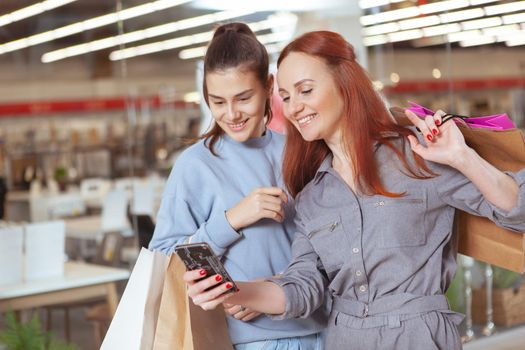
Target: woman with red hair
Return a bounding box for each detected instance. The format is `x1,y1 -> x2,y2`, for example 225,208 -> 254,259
185,31 -> 525,349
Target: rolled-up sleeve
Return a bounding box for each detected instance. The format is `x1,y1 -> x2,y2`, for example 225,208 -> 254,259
267,213 -> 329,320
431,164 -> 525,233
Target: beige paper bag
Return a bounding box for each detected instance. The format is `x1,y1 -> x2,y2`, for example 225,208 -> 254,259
153,254 -> 234,350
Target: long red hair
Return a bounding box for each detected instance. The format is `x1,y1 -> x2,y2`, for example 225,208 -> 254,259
279,31 -> 433,197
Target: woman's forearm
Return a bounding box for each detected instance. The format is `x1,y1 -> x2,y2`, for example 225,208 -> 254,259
227,281 -> 286,315
451,146 -> 519,211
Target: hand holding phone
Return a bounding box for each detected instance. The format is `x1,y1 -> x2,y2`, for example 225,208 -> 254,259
175,242 -> 238,293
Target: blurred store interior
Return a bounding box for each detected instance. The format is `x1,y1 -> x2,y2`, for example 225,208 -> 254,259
0,0 -> 524,349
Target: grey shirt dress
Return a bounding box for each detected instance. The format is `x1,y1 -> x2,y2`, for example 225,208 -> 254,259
270,136 -> 525,350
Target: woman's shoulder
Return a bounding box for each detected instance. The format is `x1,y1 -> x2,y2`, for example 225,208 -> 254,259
268,128 -> 286,146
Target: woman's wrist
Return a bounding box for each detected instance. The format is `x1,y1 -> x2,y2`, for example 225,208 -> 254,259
448,145 -> 477,171
225,209 -> 241,231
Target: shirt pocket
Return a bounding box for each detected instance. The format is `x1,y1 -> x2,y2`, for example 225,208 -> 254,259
306,213 -> 347,272
363,190 -> 427,249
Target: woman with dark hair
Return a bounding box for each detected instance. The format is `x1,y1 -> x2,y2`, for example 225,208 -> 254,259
149,23 -> 326,349
185,30 -> 525,349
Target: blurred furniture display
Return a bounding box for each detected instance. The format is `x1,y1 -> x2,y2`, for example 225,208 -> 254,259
0,221 -> 65,286
473,277 -> 525,327
65,189 -> 131,242
84,232 -> 126,347
0,226 -> 24,286
80,177 -> 112,209
46,232 -> 125,342
5,190 -> 86,222
0,262 -> 129,314
24,221 -> 66,281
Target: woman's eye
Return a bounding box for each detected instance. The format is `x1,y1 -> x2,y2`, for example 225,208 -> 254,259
301,88 -> 312,95
239,96 -> 251,102
281,96 -> 290,103
212,101 -> 224,105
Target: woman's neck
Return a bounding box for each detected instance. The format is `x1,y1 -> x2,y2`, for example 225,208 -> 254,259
325,137 -> 356,192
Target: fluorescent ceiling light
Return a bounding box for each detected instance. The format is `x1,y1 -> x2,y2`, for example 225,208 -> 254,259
460,36 -> 496,46
469,0 -> 499,5
412,36 -> 448,47
461,16 -> 502,30
448,29 -> 482,42
502,12 -> 525,24
42,9 -> 254,63
484,24 -> 520,36
423,23 -> 461,37
361,7 -> 421,26
109,14 -> 297,60
0,0 -> 192,56
398,16 -> 441,30
388,29 -> 423,42
496,29 -> 525,41
420,0 -> 470,15
359,0 -> 390,9
506,34 -> 525,46
363,23 -> 400,36
179,31 -> 289,60
440,8 -> 485,23
0,0 -> 78,28
484,1 -> 525,16
363,35 -> 388,46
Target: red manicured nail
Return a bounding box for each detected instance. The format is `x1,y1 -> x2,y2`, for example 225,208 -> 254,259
436,120 -> 441,125
236,287 -> 240,292
427,134 -> 433,141
199,269 -> 206,276
226,283 -> 232,289
432,128 -> 438,135
215,275 -> 223,282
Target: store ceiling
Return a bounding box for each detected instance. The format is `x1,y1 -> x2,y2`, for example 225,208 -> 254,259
0,1 -> 275,72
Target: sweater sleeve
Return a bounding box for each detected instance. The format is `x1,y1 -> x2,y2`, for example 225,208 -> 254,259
148,149 -> 242,256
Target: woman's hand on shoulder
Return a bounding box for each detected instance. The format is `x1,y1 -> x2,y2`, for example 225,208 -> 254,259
226,187 -> 288,231
404,109 -> 470,168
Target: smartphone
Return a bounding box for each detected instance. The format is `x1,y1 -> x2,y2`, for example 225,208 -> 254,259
174,242 -> 238,292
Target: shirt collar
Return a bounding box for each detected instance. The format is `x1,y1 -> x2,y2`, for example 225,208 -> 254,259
313,153 -> 334,185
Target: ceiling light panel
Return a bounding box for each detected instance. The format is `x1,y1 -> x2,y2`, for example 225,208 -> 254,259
41,9 -> 255,63
0,0 -> 192,56
109,15 -> 296,61
0,0 -> 78,28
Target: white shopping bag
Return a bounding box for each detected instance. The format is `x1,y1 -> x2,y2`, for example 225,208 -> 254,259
101,248 -> 168,350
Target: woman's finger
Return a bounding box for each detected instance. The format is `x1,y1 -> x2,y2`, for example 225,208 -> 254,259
241,312 -> 261,322
183,269 -> 208,283
187,274 -> 224,298
257,187 -> 288,204
198,286 -> 236,310
192,280 -> 236,305
424,115 -> 439,141
433,109 -> 445,127
405,109 -> 433,142
262,209 -> 284,223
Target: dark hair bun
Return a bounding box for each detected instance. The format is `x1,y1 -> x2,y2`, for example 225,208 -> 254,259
213,22 -> 255,39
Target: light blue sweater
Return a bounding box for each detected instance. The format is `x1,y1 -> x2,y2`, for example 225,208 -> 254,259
149,130 -> 327,344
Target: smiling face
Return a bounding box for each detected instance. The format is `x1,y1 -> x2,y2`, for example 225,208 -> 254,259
206,67 -> 271,142
277,52 -> 345,144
